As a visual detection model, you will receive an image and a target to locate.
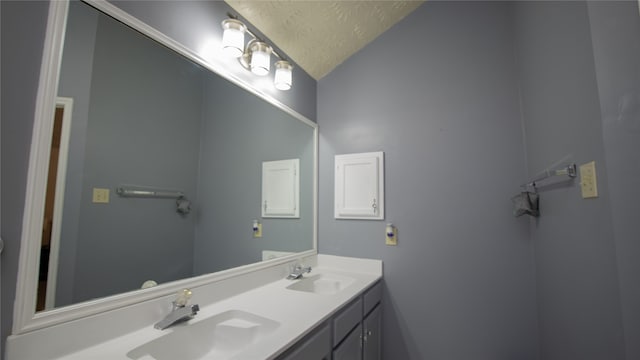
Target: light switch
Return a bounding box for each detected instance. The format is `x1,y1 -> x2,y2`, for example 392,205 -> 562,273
92,188 -> 110,203
580,161 -> 598,199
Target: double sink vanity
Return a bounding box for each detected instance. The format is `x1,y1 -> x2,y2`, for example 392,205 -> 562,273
6,255 -> 382,359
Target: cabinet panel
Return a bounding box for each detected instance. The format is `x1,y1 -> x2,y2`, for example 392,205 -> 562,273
363,305 -> 382,360
279,323 -> 331,360
333,323 -> 363,360
363,281 -> 382,316
333,297 -> 362,345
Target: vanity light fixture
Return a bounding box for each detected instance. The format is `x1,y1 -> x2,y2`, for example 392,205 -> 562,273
221,15 -> 293,90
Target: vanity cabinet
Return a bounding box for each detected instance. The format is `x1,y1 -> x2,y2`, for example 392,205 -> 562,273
279,323 -> 332,360
362,304 -> 382,359
278,281 -> 382,360
333,323 -> 363,360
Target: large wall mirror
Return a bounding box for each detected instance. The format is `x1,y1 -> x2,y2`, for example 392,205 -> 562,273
14,0 -> 316,333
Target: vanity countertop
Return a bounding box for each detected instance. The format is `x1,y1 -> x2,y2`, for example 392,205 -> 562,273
39,255 -> 382,360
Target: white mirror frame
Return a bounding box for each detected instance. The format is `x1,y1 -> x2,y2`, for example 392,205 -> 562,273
13,0 -> 317,335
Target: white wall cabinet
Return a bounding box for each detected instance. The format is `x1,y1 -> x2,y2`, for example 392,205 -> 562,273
262,159 -> 299,218
334,152 -> 384,220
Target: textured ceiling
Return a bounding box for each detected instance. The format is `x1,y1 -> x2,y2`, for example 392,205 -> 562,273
224,1 -> 424,80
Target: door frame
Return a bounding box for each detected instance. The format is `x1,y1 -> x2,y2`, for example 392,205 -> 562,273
44,96 -> 74,309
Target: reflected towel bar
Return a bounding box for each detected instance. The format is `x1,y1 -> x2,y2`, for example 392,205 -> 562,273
521,163 -> 577,188
116,187 -> 184,199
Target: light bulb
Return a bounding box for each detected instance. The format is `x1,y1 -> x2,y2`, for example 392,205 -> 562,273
274,60 -> 293,90
249,41 -> 271,76
221,19 -> 246,58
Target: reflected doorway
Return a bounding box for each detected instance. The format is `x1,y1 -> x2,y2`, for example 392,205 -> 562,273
37,97 -> 73,311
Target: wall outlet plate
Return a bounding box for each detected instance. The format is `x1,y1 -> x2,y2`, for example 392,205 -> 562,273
579,161 -> 598,199
386,227 -> 397,246
253,223 -> 262,238
92,188 -> 110,203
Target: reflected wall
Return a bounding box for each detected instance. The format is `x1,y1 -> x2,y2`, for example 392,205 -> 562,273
53,1 -> 314,308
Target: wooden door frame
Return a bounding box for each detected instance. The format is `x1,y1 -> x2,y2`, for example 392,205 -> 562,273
44,96 -> 74,309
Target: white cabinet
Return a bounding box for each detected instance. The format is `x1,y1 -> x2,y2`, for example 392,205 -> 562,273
334,152 -> 384,220
262,159 -> 299,218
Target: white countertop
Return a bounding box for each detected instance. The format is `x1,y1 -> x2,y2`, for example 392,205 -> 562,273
9,255 -> 381,360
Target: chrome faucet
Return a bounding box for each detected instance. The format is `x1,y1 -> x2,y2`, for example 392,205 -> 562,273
154,289 -> 199,330
287,263 -> 312,280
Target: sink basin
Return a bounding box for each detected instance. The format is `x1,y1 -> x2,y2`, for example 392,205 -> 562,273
127,310 -> 280,360
286,273 -> 355,295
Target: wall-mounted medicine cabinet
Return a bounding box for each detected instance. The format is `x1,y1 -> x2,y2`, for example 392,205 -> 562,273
262,159 -> 300,218
334,152 -> 384,220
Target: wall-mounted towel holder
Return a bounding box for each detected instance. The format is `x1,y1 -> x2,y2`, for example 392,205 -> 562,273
513,163 -> 576,218
116,187 -> 184,199
520,163 -> 577,189
116,186 -> 191,215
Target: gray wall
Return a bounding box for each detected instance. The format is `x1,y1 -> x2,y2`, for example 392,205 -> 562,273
587,2 -> 640,359
193,72 -> 315,275
513,2 -> 628,359
56,1 -> 317,305
317,2 -> 539,359
55,0 -> 99,307
1,0 -> 51,354
109,0 -> 317,122
66,8 -> 203,305
0,0 -> 316,354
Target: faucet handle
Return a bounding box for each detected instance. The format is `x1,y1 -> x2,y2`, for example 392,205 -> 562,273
189,304 -> 200,315
174,288 -> 192,307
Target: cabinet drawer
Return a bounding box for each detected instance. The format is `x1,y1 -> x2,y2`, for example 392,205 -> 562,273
333,297 -> 362,345
363,281 -> 382,316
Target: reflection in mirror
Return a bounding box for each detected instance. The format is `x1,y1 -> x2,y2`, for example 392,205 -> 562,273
36,1 -> 315,312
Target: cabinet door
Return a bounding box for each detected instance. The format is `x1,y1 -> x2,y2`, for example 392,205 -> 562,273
280,324 -> 331,360
334,152 -> 384,220
262,158 -> 299,218
333,323 -> 363,360
363,305 -> 382,360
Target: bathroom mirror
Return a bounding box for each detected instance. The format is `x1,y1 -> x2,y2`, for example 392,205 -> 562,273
14,0 -> 316,333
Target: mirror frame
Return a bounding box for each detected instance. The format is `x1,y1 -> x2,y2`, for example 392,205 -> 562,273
13,0 -> 317,335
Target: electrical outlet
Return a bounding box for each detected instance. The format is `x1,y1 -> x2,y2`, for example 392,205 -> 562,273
580,161 -> 598,199
385,225 -> 397,246
253,223 -> 262,238
92,188 -> 110,203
